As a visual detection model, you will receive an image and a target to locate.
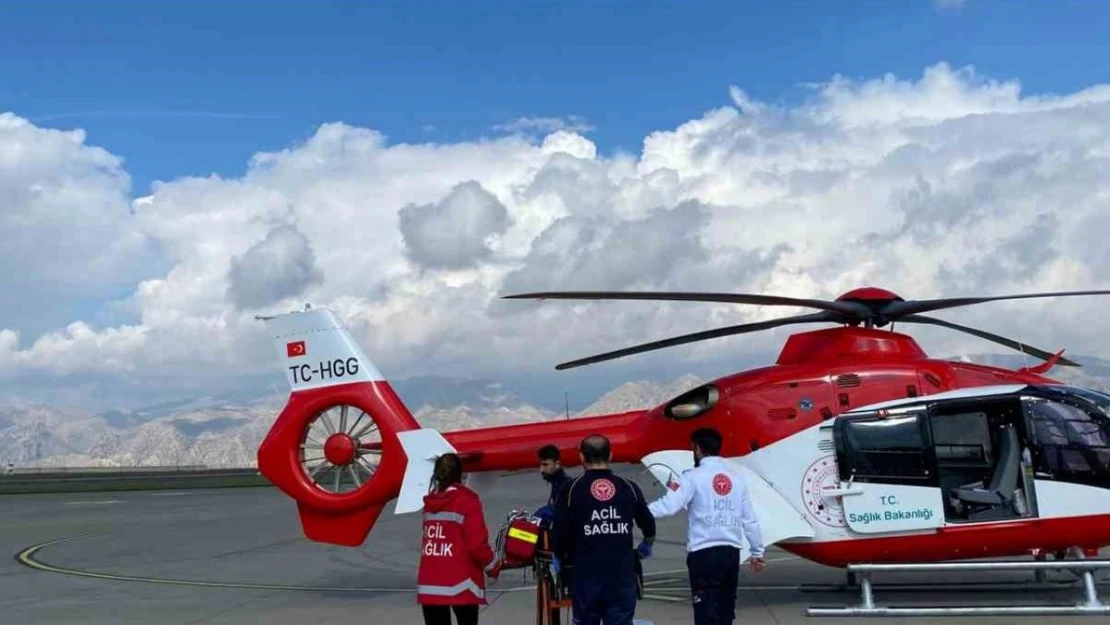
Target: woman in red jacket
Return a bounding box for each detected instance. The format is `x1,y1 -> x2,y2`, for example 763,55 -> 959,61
417,452 -> 501,625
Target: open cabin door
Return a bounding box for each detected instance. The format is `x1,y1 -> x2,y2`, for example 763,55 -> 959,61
831,408 -> 947,534
929,396 -> 1039,523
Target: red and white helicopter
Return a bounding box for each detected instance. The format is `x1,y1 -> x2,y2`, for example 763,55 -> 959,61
255,286 -> 1110,570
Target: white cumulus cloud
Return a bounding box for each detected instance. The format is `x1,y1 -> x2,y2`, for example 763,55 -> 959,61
3,62 -> 1110,408
399,180 -> 511,269
227,223 -> 325,309
0,113 -> 160,335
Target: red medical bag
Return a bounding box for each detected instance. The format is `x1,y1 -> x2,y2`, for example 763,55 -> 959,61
504,517 -> 540,563
495,510 -> 544,568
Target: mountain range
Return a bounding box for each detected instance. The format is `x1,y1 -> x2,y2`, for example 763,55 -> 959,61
2,353 -> 1108,470
0,372 -> 712,469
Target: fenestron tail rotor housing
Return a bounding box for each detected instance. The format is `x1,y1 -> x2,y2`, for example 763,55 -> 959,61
299,404 -> 382,494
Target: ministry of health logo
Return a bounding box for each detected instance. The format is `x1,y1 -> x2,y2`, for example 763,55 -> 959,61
801,455 -> 846,528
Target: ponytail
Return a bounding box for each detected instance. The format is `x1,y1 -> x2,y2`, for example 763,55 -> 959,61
430,452 -> 463,492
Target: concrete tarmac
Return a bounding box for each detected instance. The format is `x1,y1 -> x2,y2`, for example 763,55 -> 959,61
2,468 -> 1108,624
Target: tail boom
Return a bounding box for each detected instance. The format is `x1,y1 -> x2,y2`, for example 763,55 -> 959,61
444,410 -> 650,472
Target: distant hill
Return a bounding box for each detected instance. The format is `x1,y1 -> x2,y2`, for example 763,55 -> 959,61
575,373 -> 705,416
0,373 -> 701,469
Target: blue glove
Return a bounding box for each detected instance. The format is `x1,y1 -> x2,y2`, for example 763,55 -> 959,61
636,540 -> 653,559
550,556 -> 561,575
534,505 -> 555,523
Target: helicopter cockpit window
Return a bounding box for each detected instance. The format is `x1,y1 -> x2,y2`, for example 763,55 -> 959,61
1026,397 -> 1110,479
836,413 -> 932,483
1054,386 -> 1110,418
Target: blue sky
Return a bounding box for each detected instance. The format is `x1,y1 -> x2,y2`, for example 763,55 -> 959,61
6,0 -> 1110,414
4,0 -> 1110,194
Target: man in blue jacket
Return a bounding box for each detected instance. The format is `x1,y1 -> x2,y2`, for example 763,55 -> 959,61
539,444 -> 573,507
552,435 -> 655,625
647,427 -> 766,625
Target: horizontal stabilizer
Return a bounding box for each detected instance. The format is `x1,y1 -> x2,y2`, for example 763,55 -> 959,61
1018,349 -> 1071,374
641,450 -> 815,562
297,502 -> 384,547
396,428 -> 458,514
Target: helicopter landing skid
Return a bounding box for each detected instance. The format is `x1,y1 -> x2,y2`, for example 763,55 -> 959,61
801,578 -> 1090,594
806,552 -> 1110,617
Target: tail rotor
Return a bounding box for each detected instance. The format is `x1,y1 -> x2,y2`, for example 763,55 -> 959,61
298,404 -> 382,494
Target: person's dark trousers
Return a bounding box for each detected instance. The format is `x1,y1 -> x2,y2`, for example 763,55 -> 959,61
571,572 -> 637,625
687,545 -> 741,625
421,604 -> 479,625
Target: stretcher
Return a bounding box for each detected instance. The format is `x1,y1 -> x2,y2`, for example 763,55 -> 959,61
493,509 -> 644,625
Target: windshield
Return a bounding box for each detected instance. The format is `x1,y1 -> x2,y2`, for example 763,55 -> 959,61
1026,386 -> 1110,480
1050,385 -> 1110,418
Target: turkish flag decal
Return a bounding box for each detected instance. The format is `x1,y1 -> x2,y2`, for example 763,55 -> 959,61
286,340 -> 306,357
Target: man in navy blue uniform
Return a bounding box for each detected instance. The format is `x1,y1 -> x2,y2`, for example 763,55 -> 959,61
552,434 -> 656,625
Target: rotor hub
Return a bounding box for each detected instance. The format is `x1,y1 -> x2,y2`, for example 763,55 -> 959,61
835,286 -> 904,304
323,433 -> 358,466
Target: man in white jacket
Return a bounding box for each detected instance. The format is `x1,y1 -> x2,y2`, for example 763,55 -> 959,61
647,427 -> 765,625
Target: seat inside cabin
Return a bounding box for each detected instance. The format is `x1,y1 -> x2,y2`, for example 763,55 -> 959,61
933,408 -> 1028,522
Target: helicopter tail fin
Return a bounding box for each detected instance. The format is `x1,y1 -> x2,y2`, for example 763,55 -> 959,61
255,306 -> 438,546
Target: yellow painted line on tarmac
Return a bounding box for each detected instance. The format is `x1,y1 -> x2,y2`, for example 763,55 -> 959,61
15,534 -> 538,594
16,534 -> 699,603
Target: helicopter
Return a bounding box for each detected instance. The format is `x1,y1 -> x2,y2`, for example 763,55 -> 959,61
255,286 -> 1110,569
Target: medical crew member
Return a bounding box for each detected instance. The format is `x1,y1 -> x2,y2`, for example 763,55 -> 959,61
552,435 -> 656,625
538,444 -> 574,507
536,445 -> 574,625
647,427 -> 765,625
417,453 -> 502,625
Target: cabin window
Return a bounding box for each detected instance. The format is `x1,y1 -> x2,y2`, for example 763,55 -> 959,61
930,411 -> 991,465
835,413 -> 933,484
1026,398 -> 1110,478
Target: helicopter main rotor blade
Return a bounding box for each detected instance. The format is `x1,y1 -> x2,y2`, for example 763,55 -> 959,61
898,314 -> 1080,367
885,290 -> 1110,319
553,311 -> 841,370
502,290 -> 865,316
